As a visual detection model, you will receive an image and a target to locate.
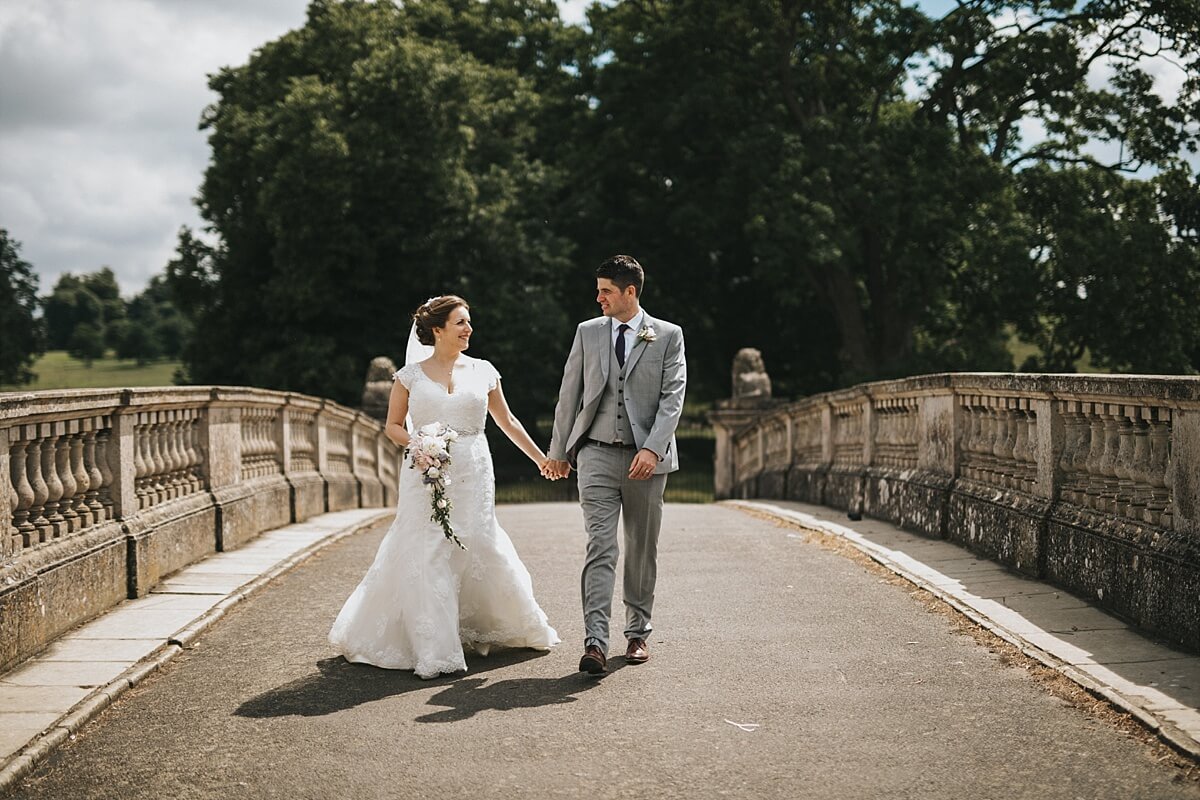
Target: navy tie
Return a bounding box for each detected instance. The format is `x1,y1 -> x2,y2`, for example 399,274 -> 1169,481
615,324 -> 630,368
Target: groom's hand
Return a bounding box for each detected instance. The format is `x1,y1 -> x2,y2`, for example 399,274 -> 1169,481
543,459 -> 571,480
628,449 -> 658,480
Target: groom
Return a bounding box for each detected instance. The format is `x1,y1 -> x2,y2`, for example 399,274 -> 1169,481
543,255 -> 687,675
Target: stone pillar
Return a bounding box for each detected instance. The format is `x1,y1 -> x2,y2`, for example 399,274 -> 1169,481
820,404 -> 833,465
918,393 -> 958,476
862,400 -> 877,467
707,405 -> 771,500
108,409 -> 139,520
276,403 -> 292,475
202,405 -> 242,493
1033,397 -> 1062,500
315,405 -> 330,476
1171,408 -> 1200,535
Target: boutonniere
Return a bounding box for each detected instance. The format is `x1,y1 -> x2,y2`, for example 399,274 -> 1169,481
636,325 -> 657,343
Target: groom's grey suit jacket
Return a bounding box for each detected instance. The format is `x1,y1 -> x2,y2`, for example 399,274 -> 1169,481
549,311 -> 686,475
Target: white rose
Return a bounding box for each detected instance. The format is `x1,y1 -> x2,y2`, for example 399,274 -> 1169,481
426,467 -> 440,478
418,423 -> 441,437
436,498 -> 448,508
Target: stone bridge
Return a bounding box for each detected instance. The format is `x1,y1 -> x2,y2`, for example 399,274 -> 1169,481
2,376 -> 1200,798
0,388 -> 403,673
709,371 -> 1200,652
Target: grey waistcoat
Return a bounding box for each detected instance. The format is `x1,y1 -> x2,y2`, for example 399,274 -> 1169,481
585,344 -> 635,445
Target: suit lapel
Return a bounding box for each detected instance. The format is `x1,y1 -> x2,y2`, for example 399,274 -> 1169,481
598,317 -> 611,383
622,312 -> 654,376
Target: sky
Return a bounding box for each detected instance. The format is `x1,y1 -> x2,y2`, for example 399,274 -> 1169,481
0,0 -> 592,297
0,0 -> 1185,298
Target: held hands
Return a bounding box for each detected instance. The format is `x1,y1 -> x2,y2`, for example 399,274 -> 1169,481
541,458 -> 571,481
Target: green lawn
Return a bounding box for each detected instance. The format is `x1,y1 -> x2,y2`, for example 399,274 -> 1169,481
0,350 -> 182,392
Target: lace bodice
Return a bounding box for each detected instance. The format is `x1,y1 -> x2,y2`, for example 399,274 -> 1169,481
394,358 -> 500,436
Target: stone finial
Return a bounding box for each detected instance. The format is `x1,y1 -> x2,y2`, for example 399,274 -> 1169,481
361,356 -> 398,421
733,348 -> 771,400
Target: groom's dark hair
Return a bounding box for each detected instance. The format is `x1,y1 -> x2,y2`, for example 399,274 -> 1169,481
596,255 -> 644,297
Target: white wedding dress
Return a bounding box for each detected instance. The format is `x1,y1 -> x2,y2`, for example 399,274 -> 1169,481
329,357 -> 559,678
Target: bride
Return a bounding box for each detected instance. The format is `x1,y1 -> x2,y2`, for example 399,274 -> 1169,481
329,294 -> 560,678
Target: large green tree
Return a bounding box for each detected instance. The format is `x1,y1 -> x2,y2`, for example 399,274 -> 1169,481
42,268 -> 125,351
0,229 -> 45,386
575,0 -> 1200,390
171,0 -> 580,413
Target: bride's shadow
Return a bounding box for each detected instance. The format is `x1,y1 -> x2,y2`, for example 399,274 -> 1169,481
234,649 -> 550,718
415,660 -> 628,723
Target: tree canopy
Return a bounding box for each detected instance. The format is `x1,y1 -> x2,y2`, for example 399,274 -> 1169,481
0,229 -> 45,386
169,0 -> 1200,410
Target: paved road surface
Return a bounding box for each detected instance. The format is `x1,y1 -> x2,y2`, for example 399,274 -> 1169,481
8,503 -> 1199,799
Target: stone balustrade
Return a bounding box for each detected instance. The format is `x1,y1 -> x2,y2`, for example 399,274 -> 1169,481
0,387 -> 403,672
710,373 -> 1200,652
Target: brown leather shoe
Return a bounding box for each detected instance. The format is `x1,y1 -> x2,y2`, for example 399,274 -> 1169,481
625,638 -> 649,664
579,645 -> 607,675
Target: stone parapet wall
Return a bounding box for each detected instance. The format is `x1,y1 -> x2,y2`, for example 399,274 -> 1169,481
0,386 -> 403,672
709,373 -> 1200,651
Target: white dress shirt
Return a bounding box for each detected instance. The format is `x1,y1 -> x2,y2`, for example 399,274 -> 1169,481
611,309 -> 644,363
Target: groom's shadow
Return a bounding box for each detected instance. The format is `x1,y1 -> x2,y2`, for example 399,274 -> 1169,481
234,649 -> 549,718
415,660 -> 629,723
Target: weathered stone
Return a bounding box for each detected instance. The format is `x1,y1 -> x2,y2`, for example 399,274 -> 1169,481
361,356 -> 397,422
1,385 -> 401,672
712,361 -> 1200,652
0,522 -> 126,673
124,494 -> 219,597
732,348 -> 771,400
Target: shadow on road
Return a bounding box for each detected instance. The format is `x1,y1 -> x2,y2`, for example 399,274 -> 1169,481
415,660 -> 630,723
234,649 -> 551,718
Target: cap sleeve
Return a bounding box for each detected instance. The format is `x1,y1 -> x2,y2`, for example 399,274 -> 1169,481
484,360 -> 501,391
393,363 -> 418,390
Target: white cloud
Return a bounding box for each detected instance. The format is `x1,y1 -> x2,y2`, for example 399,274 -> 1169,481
0,0 -> 601,297
0,0 -> 311,296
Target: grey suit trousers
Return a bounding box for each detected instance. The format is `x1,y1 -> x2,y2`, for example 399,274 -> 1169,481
577,442 -> 667,653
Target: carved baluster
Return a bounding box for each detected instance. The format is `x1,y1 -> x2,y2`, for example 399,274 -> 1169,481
1146,410 -> 1171,527
26,438 -> 49,541
83,424 -> 105,522
1027,409 -> 1040,493
189,414 -> 204,490
988,405 -> 1010,489
96,427 -> 115,517
969,404 -> 985,481
152,416 -> 169,503
1083,408 -> 1107,511
42,429 -> 65,537
68,430 -> 91,528
1097,406 -> 1121,514
1012,408 -> 1031,492
1127,411 -> 1152,522
170,415 -> 185,495
134,417 -> 150,508
1112,408 -> 1136,519
1059,404 -> 1086,505
10,438 -> 36,546
56,432 -> 79,533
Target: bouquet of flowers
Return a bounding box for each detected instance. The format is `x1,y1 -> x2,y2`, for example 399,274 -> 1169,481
408,422 -> 465,549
